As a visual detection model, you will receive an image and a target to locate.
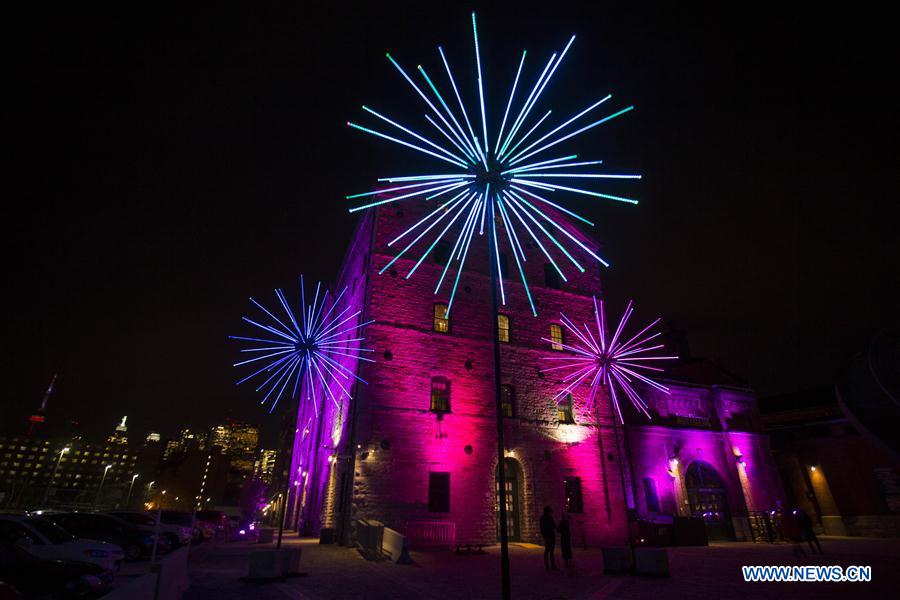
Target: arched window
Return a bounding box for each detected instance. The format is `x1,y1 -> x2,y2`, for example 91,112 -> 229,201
433,303 -> 450,333
430,377 -> 451,413
549,324 -> 564,350
558,393 -> 575,424
497,314 -> 510,343
500,384 -> 515,418
544,263 -> 561,289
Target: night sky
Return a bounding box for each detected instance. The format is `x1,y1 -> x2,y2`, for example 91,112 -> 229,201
3,4 -> 897,446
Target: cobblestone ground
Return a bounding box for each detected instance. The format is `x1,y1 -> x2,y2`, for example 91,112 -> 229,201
185,534 -> 900,600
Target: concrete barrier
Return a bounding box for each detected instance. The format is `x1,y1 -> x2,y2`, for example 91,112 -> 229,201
152,547 -> 191,598
105,547 -> 189,600
383,527 -> 413,564
257,527 -> 275,544
601,546 -> 633,574
104,574 -> 157,600
634,547 -> 670,577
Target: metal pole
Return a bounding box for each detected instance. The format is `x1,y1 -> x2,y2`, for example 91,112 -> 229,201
94,465 -> 111,509
151,507 -> 161,564
487,199 -> 512,600
42,447 -> 68,505
125,474 -> 138,508
611,416 -> 636,570
277,393 -> 300,548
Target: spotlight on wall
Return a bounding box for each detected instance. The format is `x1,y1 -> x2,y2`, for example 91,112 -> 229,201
810,466 -> 817,472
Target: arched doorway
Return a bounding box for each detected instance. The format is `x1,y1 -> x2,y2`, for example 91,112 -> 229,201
496,458 -> 523,542
685,461 -> 734,541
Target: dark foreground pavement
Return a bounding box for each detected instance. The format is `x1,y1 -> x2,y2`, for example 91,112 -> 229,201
185,533 -> 900,600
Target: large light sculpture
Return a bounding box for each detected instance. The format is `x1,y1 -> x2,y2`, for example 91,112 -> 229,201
346,12 -> 640,317
230,276 -> 373,414
230,276 -> 373,548
544,297 -> 677,423
347,14 -> 641,597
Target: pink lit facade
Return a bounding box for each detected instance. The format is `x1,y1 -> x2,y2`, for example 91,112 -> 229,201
282,204 -> 784,545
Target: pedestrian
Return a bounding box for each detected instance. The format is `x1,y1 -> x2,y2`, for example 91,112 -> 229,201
540,506 -> 558,571
557,511 -> 573,568
781,509 -> 806,557
795,508 -> 823,555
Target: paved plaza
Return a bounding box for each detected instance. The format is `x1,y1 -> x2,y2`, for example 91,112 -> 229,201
184,533 -> 900,599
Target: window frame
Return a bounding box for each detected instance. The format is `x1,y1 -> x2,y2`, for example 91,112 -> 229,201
497,314 -> 510,343
558,393 -> 575,424
500,384 -> 515,418
430,377 -> 451,413
544,263 -> 561,289
428,471 -> 451,513
549,323 -> 564,351
564,477 -> 584,514
433,303 -> 450,334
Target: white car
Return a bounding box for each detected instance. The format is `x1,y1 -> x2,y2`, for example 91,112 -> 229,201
0,514 -> 124,572
106,511 -> 193,547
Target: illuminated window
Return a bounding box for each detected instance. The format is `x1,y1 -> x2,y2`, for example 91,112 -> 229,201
433,303 -> 450,333
544,263 -> 561,289
497,314 -> 510,343
550,324 -> 564,350
428,472 -> 450,512
430,377 -> 451,413
500,385 -> 515,418
564,477 -> 583,513
558,394 -> 575,424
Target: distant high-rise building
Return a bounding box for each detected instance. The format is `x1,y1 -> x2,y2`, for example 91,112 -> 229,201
27,374 -> 56,436
145,432 -> 161,443
208,425 -> 229,451
178,428 -> 205,452
253,449 -> 277,485
162,439 -> 180,461
0,433 -> 139,509
107,416 -> 128,446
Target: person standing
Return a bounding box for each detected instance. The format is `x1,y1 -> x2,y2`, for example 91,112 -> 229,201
795,508 -> 823,554
540,506 -> 558,571
557,512 -> 573,568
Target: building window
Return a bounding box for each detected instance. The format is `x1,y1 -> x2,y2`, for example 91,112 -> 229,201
549,324 -> 564,350
558,394 -> 575,424
564,477 -> 583,513
497,314 -> 510,343
642,477 -> 661,513
430,377 -> 451,413
433,303 -> 450,333
428,472 -> 451,512
544,263 -> 561,289
500,385 -> 515,418
434,240 -> 452,265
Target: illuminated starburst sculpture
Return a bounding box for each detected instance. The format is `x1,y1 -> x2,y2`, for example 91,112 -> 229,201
347,12 -> 640,316
544,297 -> 678,423
229,276 -> 373,414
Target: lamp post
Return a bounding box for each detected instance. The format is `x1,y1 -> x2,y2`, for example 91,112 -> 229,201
42,446 -> 70,505
94,465 -> 112,508
125,474 -> 139,507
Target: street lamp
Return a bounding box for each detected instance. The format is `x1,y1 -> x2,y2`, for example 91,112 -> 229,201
42,446 -> 70,505
125,474 -> 139,507
94,465 -> 112,508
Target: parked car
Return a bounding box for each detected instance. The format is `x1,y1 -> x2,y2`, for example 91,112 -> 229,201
44,513 -> 162,560
106,511 -> 192,548
195,510 -> 229,532
0,538 -> 112,598
0,515 -> 123,572
158,511 -> 214,543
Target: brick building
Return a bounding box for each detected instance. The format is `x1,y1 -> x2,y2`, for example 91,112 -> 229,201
280,206 -> 783,546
